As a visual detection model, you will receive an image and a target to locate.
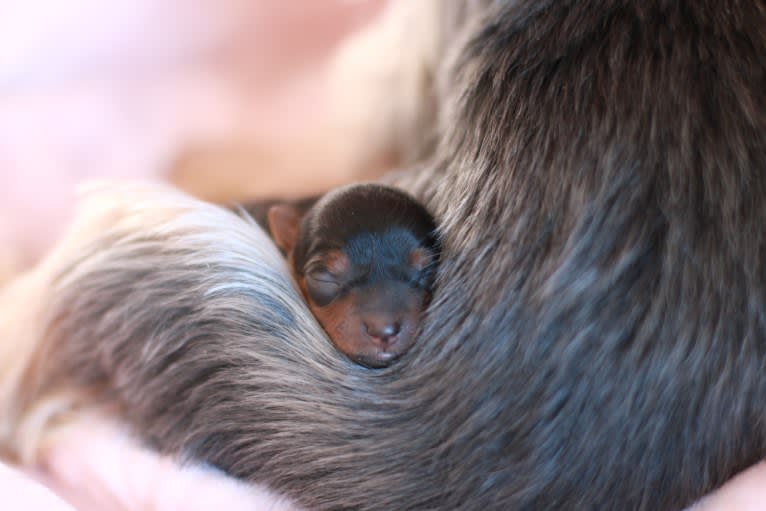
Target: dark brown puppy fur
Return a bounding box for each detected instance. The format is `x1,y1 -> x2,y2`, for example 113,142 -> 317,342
36,1 -> 766,510
243,184 -> 440,368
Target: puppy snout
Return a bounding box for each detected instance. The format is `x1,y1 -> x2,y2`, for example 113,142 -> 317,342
364,317 -> 402,344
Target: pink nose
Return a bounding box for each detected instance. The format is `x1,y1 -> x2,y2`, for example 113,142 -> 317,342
364,318 -> 402,344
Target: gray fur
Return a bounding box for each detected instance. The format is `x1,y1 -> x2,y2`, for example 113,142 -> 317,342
40,1 -> 766,510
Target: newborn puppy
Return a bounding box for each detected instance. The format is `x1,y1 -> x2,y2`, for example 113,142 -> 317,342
245,183 -> 440,368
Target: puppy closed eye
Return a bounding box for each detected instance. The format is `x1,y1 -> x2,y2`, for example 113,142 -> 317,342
407,248 -> 437,288
305,270 -> 342,306
304,249 -> 349,306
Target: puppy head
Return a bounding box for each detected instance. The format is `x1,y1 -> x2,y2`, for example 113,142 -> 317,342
267,184 -> 440,368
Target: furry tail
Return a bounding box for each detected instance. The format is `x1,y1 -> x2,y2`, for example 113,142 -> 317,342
0,181 -> 271,464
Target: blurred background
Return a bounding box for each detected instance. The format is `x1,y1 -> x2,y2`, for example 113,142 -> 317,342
0,0 -> 386,277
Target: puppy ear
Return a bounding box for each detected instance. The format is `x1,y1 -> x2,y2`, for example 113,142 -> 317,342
267,204 -> 302,252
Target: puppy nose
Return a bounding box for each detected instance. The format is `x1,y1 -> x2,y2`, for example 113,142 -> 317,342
364,318 -> 401,343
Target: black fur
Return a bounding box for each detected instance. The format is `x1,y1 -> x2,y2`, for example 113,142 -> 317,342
291,184 -> 439,281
